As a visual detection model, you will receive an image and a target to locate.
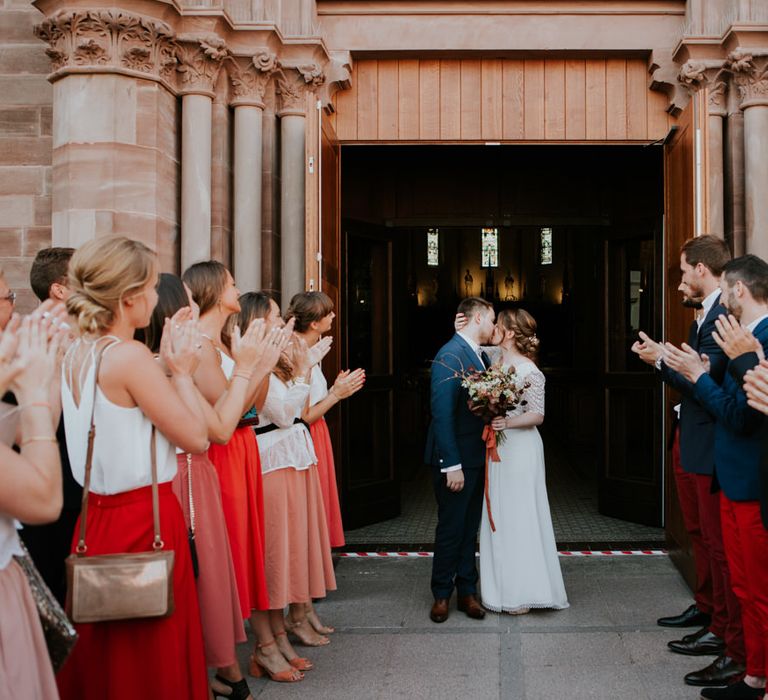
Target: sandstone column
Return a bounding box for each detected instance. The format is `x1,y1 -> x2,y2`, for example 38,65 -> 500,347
275,64 -> 324,303
176,36 -> 228,270
729,50 -> 768,260
679,60 -> 727,238
34,10 -> 180,268
228,52 -> 277,292
726,80 -> 746,256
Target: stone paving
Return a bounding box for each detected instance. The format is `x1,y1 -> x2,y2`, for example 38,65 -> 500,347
233,555 -> 710,700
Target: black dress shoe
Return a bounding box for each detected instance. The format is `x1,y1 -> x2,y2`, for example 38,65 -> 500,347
680,626 -> 714,644
700,680 -> 765,699
430,598 -> 449,623
685,655 -> 746,687
658,603 -> 712,628
668,630 -> 725,656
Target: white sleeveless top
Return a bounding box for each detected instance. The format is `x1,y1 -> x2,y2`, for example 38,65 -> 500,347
0,516 -> 22,571
61,340 -> 177,495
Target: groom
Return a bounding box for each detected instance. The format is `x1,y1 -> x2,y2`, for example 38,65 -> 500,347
424,296 -> 496,623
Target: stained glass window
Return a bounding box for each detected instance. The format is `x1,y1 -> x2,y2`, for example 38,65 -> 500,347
427,228 -> 439,267
481,228 -> 499,268
540,227 -> 553,265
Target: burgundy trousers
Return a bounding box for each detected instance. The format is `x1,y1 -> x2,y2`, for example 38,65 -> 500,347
720,496 -> 768,676
673,429 -> 745,663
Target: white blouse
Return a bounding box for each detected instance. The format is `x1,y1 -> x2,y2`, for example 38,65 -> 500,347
309,365 -> 329,406
255,374 -> 316,475
61,341 -> 177,495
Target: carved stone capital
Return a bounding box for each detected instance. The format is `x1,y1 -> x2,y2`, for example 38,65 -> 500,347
727,49 -> 768,109
174,34 -> 229,97
678,60 -> 729,116
34,10 -> 177,88
275,64 -> 325,116
318,53 -> 352,114
227,51 -> 278,108
648,49 -> 690,116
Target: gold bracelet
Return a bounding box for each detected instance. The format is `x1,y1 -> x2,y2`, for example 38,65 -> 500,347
232,371 -> 252,381
20,436 -> 58,447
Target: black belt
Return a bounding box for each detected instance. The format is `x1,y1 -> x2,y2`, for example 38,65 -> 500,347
254,417 -> 308,436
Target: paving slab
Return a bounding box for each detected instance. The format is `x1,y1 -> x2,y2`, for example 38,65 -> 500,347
217,556 -> 708,700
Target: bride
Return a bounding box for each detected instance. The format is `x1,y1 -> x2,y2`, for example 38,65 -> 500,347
479,309 -> 568,614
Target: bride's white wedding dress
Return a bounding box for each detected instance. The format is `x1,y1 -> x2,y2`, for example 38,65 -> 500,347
479,359 -> 569,613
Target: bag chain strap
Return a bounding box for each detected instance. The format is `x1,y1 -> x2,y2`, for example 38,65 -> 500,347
75,340 -> 163,555
186,453 -> 195,535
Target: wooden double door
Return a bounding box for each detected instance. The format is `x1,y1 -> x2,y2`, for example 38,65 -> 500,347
320,116 -> 698,550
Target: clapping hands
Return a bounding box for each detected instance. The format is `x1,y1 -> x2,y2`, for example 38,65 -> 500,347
744,360 -> 768,416
160,308 -> 204,377
662,342 -> 710,382
631,331 -> 664,366
331,368 -> 366,399
713,314 -> 764,361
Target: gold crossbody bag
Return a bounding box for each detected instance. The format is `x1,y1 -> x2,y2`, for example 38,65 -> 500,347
65,344 -> 175,623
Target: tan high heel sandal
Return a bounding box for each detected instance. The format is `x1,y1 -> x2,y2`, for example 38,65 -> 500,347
274,630 -> 314,671
284,618 -> 331,647
248,640 -> 304,682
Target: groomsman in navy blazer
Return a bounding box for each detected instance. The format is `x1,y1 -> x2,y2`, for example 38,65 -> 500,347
664,254 -> 768,700
424,296 -> 496,623
633,235 -> 745,687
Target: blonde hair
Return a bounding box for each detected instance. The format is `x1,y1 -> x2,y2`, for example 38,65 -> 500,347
66,236 -> 156,335
497,308 -> 539,359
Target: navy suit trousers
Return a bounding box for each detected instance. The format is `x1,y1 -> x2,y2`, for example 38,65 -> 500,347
431,465 -> 485,599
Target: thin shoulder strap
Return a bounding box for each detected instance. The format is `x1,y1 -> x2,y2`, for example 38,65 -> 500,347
75,339 -> 163,554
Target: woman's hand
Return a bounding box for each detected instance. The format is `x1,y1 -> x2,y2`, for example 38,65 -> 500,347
491,416 -> 508,431
231,318 -> 267,371
10,313 -> 62,403
454,313 -> 468,333
291,336 -> 313,379
308,336 -> 333,367
161,310 -> 203,377
0,315 -> 22,396
331,368 -> 366,399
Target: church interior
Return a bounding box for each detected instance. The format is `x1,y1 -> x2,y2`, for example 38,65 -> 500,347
338,144 -> 668,547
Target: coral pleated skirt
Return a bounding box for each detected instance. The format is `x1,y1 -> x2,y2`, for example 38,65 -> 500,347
173,453 -> 247,668
309,418 -> 345,547
207,427 -> 269,617
56,483 -> 209,700
262,464 -> 337,609
0,559 -> 59,699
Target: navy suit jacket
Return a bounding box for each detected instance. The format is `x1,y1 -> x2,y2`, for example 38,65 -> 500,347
693,318 -> 768,501
660,297 -> 728,475
727,350 -> 768,528
424,334 -> 487,471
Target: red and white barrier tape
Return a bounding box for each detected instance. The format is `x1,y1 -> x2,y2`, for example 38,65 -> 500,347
338,550 -> 667,558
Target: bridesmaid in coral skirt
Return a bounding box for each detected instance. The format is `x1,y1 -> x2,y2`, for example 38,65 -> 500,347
286,292 -> 366,635
183,262 -> 301,687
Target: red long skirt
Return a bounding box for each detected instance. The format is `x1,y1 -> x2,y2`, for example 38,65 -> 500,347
309,418 -> 345,547
56,483 -> 208,700
208,427 -> 270,616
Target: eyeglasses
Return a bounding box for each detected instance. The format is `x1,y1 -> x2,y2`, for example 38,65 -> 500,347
0,291 -> 16,304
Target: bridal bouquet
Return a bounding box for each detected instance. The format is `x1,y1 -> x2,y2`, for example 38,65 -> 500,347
461,364 -> 528,449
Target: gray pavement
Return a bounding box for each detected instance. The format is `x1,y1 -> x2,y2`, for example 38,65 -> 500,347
229,555 -> 712,700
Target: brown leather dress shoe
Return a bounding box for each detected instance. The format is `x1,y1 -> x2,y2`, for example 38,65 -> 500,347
430,598 -> 449,623
457,594 -> 486,620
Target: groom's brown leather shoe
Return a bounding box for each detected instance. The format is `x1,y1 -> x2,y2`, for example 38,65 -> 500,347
430,598 -> 449,623
457,594 -> 486,620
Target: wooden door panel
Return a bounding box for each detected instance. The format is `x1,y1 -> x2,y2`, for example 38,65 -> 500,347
664,103 -> 697,586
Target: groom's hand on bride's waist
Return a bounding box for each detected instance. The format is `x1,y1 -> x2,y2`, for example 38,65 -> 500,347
446,469 -> 465,492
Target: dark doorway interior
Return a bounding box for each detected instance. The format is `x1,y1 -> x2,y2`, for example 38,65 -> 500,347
339,145 -> 665,547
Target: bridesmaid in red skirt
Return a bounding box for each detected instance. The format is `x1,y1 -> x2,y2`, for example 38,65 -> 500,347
58,237 -> 210,700
139,272 -> 286,699
286,292 -> 366,636
183,262 -> 302,684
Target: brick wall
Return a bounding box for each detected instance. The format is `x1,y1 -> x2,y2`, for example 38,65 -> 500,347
0,0 -> 52,312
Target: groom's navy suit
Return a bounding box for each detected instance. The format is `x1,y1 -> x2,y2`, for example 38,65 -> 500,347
425,333 -> 488,600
